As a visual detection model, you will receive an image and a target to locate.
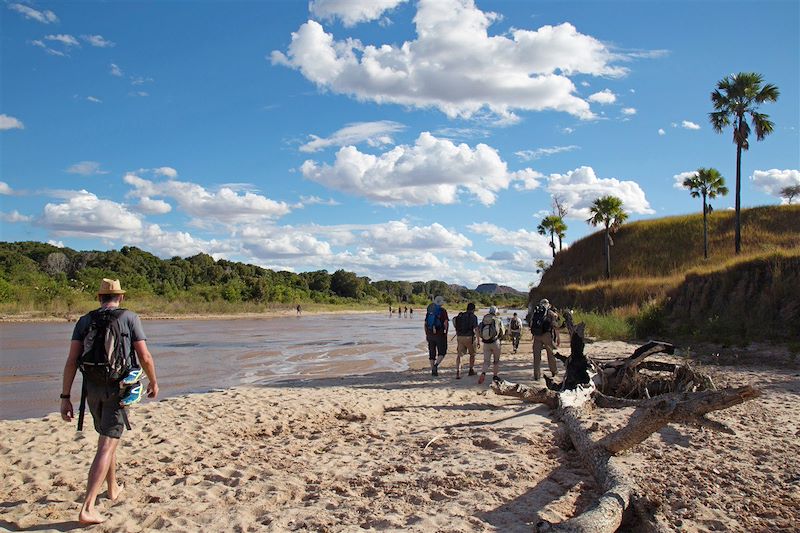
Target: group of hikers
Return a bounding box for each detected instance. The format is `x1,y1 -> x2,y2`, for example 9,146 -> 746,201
423,295 -> 561,384
389,305 -> 413,317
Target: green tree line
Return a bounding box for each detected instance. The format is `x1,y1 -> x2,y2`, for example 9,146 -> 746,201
0,241 -> 526,311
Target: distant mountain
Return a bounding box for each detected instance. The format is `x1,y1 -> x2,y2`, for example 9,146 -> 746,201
474,283 -> 525,296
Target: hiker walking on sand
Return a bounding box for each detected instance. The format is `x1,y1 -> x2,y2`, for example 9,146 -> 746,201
478,306 -> 505,384
530,298 -> 560,381
60,279 -> 158,525
452,302 -> 480,379
424,295 -> 449,376
509,312 -> 523,353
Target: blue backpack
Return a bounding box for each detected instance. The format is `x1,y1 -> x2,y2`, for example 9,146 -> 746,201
425,304 -> 444,333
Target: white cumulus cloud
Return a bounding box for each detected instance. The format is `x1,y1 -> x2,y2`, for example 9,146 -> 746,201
272,0 -> 638,121
658,128 -> 666,136
621,107 -> 636,115
86,96 -> 102,103
300,121 -> 405,152
751,169 -> 800,203
1,210 -> 32,223
0,181 -> 12,195
587,89 -> 616,104
136,197 -> 173,215
300,132 -> 541,206
124,173 -> 291,225
681,120 -> 700,130
110,63 -> 124,77
672,170 -> 698,190
0,114 -> 24,130
545,166 -> 654,218
309,0 -> 408,27
40,190 -> 143,237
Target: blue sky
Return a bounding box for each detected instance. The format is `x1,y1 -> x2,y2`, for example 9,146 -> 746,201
1,0 -> 798,290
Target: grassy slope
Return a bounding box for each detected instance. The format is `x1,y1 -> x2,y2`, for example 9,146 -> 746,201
533,205 -> 800,342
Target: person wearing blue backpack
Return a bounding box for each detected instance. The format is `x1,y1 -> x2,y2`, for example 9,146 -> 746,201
423,295 -> 449,376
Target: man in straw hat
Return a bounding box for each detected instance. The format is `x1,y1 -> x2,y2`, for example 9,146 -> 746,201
60,278 -> 159,524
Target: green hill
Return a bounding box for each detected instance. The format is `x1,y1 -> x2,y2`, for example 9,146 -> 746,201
531,205 -> 800,342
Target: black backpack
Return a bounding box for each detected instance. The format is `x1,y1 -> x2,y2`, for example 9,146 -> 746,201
530,305 -> 552,335
78,308 -> 132,385
454,312 -> 473,336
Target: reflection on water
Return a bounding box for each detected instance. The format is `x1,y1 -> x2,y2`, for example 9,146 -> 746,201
0,313 -> 426,420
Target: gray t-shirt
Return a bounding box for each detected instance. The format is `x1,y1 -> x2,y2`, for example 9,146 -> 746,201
71,307 -> 147,345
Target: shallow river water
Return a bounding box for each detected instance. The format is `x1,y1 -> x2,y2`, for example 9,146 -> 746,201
0,313 -> 428,420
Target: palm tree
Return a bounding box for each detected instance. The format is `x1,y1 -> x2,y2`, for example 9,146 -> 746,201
587,195 -> 628,279
683,168 -> 729,259
553,216 -> 567,252
710,72 -> 779,254
537,215 -> 559,258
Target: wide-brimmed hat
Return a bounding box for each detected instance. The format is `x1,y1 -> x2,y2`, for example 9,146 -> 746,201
488,305 -> 497,314
97,278 -> 126,295
539,298 -> 550,308
433,295 -> 445,306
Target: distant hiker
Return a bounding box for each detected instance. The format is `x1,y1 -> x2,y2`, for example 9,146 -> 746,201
409,307 -> 413,318
529,298 -> 560,381
404,306 -> 409,317
424,295 -> 449,376
296,304 -> 302,316
509,312 -> 523,353
60,279 -> 158,525
452,302 -> 480,379
478,306 -> 505,384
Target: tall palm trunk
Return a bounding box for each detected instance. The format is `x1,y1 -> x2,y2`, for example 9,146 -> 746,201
702,191 -> 708,259
604,225 -> 611,279
558,235 -> 563,251
549,230 -> 556,258
734,116 -> 743,255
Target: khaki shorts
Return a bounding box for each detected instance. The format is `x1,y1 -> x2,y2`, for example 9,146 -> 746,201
456,335 -> 476,356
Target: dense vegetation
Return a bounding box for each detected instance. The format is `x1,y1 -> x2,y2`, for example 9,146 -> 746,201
0,242 -> 526,317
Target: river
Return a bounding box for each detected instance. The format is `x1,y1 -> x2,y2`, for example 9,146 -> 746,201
0,312 -> 428,420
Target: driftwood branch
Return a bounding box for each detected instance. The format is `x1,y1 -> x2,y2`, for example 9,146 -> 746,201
597,385 -> 760,454
491,379 -> 558,409
491,329 -> 761,533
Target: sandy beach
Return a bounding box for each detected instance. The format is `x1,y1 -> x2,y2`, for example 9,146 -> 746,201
1,337 -> 798,532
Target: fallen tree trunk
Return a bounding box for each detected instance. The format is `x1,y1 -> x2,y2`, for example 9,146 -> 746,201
491,327 -> 760,532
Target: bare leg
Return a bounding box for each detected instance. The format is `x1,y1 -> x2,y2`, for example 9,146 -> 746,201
106,446 -> 123,500
79,436 -> 120,524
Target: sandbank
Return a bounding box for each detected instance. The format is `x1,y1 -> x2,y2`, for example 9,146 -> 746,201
1,338 -> 798,532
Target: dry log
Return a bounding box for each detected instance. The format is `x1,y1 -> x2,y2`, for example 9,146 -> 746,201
491,329 -> 761,533
597,385 -> 760,454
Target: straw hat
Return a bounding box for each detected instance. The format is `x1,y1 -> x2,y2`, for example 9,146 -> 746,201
97,278 -> 126,295
433,295 -> 445,306
488,305 -> 497,314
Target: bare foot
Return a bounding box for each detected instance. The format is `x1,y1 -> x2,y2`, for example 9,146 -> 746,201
107,483 -> 125,501
78,508 -> 106,525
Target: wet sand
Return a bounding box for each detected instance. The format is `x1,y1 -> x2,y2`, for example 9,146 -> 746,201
1,333 -> 798,532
